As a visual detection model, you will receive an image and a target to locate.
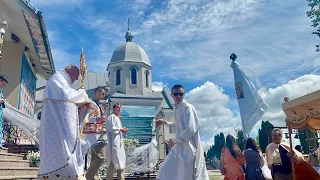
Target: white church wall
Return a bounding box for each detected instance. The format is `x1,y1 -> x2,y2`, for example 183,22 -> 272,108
108,62 -> 151,95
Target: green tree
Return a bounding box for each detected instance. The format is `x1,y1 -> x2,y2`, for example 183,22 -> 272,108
306,0 -> 320,51
236,129 -> 245,151
298,129 -> 318,153
206,133 -> 226,160
219,132 -> 226,158
255,136 -> 260,148
258,121 -> 274,153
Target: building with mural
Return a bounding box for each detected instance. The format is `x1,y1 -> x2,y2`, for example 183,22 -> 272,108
0,0 -> 54,114
0,0 -> 55,146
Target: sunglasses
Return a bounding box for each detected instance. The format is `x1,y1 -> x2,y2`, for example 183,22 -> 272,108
173,92 -> 184,97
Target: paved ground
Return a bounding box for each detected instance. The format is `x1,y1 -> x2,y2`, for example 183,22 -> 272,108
208,170 -> 224,180
209,175 -> 224,180
100,170 -> 224,180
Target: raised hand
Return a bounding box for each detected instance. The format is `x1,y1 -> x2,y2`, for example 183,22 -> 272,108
168,138 -> 175,148
120,127 -> 128,133
155,119 -> 168,127
97,116 -> 107,123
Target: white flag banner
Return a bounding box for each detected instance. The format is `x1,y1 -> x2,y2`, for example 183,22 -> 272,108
230,54 -> 269,138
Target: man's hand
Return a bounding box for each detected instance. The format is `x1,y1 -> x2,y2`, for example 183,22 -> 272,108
102,104 -> 108,110
0,98 -> 5,103
156,119 -> 168,127
168,138 -> 175,149
120,127 -> 128,133
97,116 -> 107,123
287,151 -> 294,158
80,102 -> 91,108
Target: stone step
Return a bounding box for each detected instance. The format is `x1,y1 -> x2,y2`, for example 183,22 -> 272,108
0,167 -> 38,176
0,175 -> 37,180
1,147 -> 8,153
0,159 -> 30,167
0,152 -> 25,160
100,175 -> 157,180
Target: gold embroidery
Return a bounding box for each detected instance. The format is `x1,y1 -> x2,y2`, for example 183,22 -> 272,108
43,98 -> 89,104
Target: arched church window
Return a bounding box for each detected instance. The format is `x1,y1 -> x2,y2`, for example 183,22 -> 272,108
145,70 -> 150,88
116,68 -> 121,85
130,67 -> 137,85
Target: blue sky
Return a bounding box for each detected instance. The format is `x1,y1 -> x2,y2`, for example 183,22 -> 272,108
31,0 -> 320,149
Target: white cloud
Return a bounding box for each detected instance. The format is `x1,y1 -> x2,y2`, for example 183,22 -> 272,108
188,75 -> 320,151
261,74 -> 320,127
135,0 -> 319,86
185,81 -> 241,151
153,40 -> 161,44
152,81 -> 168,91
31,0 -> 84,7
51,49 -> 78,70
45,30 -> 80,70
32,0 -> 320,85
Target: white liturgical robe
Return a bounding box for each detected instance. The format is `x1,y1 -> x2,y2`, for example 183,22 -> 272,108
38,70 -> 90,180
157,100 -> 209,180
105,114 -> 126,170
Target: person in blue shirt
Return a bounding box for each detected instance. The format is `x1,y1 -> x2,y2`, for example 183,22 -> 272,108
0,75 -> 9,150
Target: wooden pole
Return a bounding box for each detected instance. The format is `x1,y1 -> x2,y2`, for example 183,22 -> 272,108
306,128 -> 311,150
288,126 -> 296,180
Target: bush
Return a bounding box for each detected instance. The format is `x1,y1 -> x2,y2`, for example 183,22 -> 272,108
27,150 -> 40,164
123,138 -> 139,151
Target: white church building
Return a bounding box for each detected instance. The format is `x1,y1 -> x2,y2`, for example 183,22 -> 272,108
35,27 -> 175,160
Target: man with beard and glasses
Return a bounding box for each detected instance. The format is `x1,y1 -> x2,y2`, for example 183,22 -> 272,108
84,86 -> 108,180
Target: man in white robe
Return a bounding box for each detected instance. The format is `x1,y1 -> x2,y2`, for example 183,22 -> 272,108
38,64 -> 91,179
105,103 -> 128,180
156,84 -> 209,180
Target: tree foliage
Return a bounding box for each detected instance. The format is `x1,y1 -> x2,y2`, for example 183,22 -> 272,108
206,132 -> 225,160
236,129 -> 245,151
258,121 -> 274,153
298,129 -> 318,153
306,0 -> 320,51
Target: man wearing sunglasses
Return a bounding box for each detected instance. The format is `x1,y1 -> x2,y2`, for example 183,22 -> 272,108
85,86 -> 108,180
156,84 -> 209,180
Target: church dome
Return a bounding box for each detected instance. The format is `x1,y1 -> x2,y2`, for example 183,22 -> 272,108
110,42 -> 151,66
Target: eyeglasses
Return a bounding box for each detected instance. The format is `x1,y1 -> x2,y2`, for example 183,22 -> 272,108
173,92 -> 184,97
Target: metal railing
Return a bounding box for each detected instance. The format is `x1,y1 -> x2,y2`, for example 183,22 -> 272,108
2,120 -> 34,145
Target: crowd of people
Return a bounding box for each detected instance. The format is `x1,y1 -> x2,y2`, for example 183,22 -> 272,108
1,64 -> 320,180
221,128 -> 320,180
33,64 -> 209,180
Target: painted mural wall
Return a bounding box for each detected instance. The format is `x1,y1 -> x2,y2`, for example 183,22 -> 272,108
18,54 -> 36,116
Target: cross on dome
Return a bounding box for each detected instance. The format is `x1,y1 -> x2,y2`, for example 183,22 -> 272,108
125,17 -> 133,42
